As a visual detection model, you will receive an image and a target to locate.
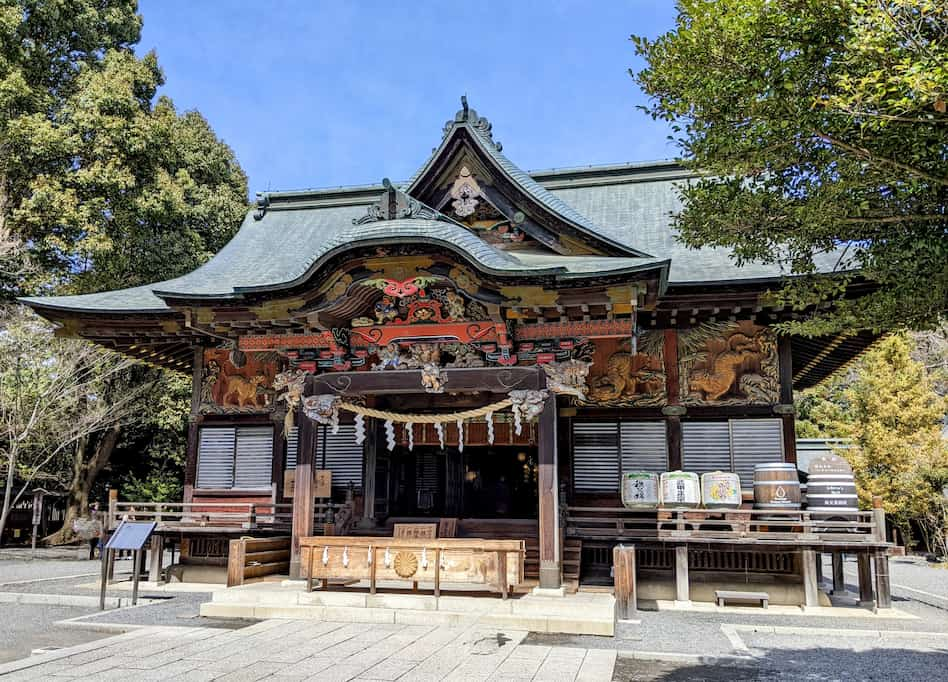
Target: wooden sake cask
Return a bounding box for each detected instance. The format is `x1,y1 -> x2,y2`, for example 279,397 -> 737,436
805,454 -> 858,516
701,471 -> 742,509
753,463 -> 801,510
621,472 -> 660,509
660,471 -> 701,509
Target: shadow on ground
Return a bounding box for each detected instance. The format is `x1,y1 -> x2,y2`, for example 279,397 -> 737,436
613,645 -> 948,681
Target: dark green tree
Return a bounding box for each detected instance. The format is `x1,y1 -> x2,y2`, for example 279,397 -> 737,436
633,0 -> 947,334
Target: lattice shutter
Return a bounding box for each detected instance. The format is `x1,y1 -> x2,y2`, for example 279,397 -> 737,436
681,421 -> 731,475
620,421 -> 668,473
572,422 -> 620,492
285,426 -> 299,470
730,418 -> 784,488
319,425 -> 364,491
197,427 -> 236,489
233,426 -> 273,489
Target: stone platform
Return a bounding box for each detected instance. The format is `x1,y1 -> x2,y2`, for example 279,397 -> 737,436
200,581 -> 616,636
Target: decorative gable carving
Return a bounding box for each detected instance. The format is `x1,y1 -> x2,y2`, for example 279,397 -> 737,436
449,166 -> 484,218
354,178 -> 449,225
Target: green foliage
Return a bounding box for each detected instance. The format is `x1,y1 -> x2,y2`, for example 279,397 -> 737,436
0,2 -> 249,514
800,334 -> 948,545
633,0 -> 947,334
114,371 -> 189,503
1,1 -> 248,296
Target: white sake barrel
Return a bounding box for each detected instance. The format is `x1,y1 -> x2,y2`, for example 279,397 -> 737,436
701,471 -> 742,509
621,472 -> 660,509
660,471 -> 701,508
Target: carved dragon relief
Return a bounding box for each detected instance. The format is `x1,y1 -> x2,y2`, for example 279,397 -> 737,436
579,332 -> 666,407
679,321 -> 779,405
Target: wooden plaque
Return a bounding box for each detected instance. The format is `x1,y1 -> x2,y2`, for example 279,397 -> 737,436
283,469 -> 296,498
315,470 -> 332,499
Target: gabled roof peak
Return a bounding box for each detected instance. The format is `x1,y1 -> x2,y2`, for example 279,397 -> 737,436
442,96 -> 502,151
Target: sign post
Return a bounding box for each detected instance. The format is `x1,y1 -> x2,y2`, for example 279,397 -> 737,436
101,521 -> 157,609
30,490 -> 44,558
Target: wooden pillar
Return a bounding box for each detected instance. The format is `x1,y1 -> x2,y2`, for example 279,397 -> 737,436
613,545 -> 636,619
832,552 -> 845,594
666,416 -> 683,470
778,336 -> 797,464
675,545 -> 689,603
184,347 -> 204,504
663,330 -> 683,469
148,535 -> 163,583
290,409 -> 316,578
815,551 -> 823,584
362,419 -> 377,523
801,549 -> 819,608
857,553 -> 874,606
537,393 -> 561,590
183,419 -> 200,504
874,551 -> 892,610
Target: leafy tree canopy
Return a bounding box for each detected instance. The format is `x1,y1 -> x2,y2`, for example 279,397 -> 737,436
798,333 -> 948,542
633,0 -> 947,335
1,0 -> 248,296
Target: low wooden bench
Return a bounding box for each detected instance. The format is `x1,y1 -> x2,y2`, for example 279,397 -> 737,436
715,589 -> 769,608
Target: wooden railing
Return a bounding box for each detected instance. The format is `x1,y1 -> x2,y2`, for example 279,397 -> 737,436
566,506 -> 886,545
108,500 -> 346,534
107,501 -> 295,531
227,536 -> 291,587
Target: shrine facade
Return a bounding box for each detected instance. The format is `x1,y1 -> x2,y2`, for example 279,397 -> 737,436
23,99 -> 879,590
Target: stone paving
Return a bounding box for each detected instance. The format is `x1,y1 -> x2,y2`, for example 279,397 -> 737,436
0,618 -> 616,681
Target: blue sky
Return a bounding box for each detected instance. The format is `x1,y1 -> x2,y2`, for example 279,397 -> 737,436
138,1 -> 678,196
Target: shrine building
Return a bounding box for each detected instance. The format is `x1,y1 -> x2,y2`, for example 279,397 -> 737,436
22,100 -> 885,609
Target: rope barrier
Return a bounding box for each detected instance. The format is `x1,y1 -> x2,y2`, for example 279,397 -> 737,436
336,398 -> 514,424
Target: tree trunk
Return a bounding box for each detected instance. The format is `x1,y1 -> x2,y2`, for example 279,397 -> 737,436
45,425 -> 121,545
0,443 -> 18,544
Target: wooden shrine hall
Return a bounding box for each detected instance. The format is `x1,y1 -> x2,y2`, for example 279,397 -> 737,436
23,99 -> 888,611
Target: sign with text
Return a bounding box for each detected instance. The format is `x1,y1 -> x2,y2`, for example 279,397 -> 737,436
283,469 -> 296,498
315,469 -> 332,499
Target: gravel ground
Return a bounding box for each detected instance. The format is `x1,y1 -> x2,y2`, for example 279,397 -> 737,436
73,591 -> 253,629
0,603 -> 109,664
0,556 -> 123,585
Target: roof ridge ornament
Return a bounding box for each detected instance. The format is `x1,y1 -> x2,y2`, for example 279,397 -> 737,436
353,178 -> 449,225
443,96 -> 502,152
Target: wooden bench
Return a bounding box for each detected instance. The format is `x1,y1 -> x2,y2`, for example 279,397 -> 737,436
715,589 -> 769,608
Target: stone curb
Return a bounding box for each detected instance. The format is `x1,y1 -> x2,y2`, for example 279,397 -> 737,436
0,591 -> 155,608
616,649 -> 755,664
731,624 -> 948,638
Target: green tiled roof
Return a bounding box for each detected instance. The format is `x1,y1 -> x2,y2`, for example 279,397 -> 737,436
21,215 -> 667,313
21,103 -> 850,315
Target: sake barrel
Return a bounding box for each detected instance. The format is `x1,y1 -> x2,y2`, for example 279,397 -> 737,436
805,454 -> 858,515
701,471 -> 742,509
621,472 -> 660,509
660,471 -> 701,508
753,463 -> 801,510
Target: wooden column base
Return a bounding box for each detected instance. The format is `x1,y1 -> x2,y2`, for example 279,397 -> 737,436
801,549 -> 819,608
675,545 -> 689,603
857,553 -> 874,606
874,552 -> 892,610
